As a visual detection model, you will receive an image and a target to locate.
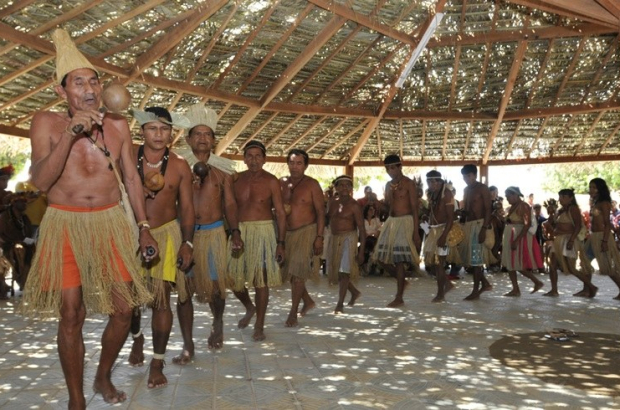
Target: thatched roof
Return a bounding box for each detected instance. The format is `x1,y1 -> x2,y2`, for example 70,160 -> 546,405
0,0 -> 618,167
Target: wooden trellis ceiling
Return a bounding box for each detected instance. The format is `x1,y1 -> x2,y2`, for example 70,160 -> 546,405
0,0 -> 619,166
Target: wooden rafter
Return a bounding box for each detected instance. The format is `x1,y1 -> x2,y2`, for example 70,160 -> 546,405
305,117 -> 349,153
573,111 -> 605,154
0,79 -> 53,111
400,119 -> 404,159
283,116 -> 327,152
441,121 -> 451,160
462,121 -> 474,160
376,126 -> 383,158
482,41 -> 528,164
597,122 -> 620,155
421,120 -> 427,159
236,112 -> 279,152
550,116 -> 577,155
0,0 -> 38,19
322,120 -> 369,158
504,120 -> 523,158
594,0 -> 620,18
307,0 -> 418,46
551,37 -> 588,106
525,39 -> 555,108
508,0 -> 620,28
580,33 -> 620,104
265,114 -> 304,149
526,117 -> 550,157
214,16 -> 347,155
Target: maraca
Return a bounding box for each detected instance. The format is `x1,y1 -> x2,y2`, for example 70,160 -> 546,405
193,161 -> 209,183
144,171 -> 165,192
102,81 -> 131,113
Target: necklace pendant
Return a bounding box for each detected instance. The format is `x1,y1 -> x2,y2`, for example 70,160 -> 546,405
91,143 -> 98,151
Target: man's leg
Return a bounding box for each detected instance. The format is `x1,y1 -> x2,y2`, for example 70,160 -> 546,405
347,281 -> 361,306
233,287 -> 256,329
433,257 -> 452,302
172,296 -> 195,365
148,283 -> 172,389
208,286 -> 225,349
253,282 -> 269,342
544,255 -> 559,296
286,277 -> 304,327
58,287 -> 87,410
520,269 -> 544,293
93,284 -> 133,404
387,262 -> 406,307
335,272 -> 349,313
299,287 -> 316,316
464,266 -> 483,300
128,307 -> 144,366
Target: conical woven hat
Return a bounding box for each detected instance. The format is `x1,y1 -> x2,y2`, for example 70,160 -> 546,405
52,29 -> 98,84
185,103 -> 218,133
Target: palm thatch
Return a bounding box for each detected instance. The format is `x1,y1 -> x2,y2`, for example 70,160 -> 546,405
0,0 -> 618,167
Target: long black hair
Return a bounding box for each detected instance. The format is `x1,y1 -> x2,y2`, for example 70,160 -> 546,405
589,178 -> 612,202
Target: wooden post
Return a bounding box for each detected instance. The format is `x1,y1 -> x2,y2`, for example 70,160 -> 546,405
479,164 -> 489,185
345,164 -> 354,181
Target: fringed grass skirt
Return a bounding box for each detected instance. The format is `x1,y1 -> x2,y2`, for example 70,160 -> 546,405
142,219 -> 188,308
372,215 -> 419,266
22,204 -> 152,318
589,231 -> 620,277
228,220 -> 281,290
194,222 -> 229,301
459,219 -> 496,267
327,230 -> 359,285
282,223 -> 320,283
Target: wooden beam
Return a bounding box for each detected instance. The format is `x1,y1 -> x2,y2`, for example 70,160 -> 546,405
508,0 -> 619,28
421,120 -> 427,159
400,119 -> 404,159
0,80 -> 53,111
0,124 -> 29,138
462,121 -> 474,160
127,0 -> 227,81
573,111 -> 605,154
306,0 -> 419,46
597,122 -> 620,154
503,101 -> 620,120
595,0 -> 620,18
428,23 -> 617,48
215,16 -> 347,154
504,120 -> 523,159
376,126 -> 383,159
482,41 -> 528,164
0,0 -> 37,19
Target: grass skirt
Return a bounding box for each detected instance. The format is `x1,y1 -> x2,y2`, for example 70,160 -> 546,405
372,215 -> 419,266
423,224 -> 449,266
501,224 -> 544,271
22,204 -> 151,318
589,231 -> 620,277
142,219 -> 188,309
194,224 -> 229,301
327,230 -> 359,285
228,220 -> 281,290
458,219 -> 496,267
282,223 -> 320,282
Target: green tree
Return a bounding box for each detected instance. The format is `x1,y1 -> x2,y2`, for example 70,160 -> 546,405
542,162 -> 620,194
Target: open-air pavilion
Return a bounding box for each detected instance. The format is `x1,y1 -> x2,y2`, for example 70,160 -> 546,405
1,0 -> 620,409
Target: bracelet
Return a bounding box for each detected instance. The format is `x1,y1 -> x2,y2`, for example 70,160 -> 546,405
231,228 -> 241,234
138,222 -> 151,231
137,220 -> 148,227
183,240 -> 194,249
277,240 -> 285,246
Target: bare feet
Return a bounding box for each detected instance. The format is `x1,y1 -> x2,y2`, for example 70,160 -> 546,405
128,334 -> 144,366
543,290 -> 559,297
573,289 -> 589,297
588,286 -> 598,298
445,281 -> 455,293
464,291 -> 480,301
172,349 -> 193,365
285,311 -> 298,327
238,305 -> 256,329
431,295 -> 445,303
299,301 -> 316,317
503,290 -> 521,297
530,281 -> 544,294
252,329 -> 266,342
93,379 -> 127,404
386,299 -> 404,307
480,283 -> 493,293
147,359 -> 167,389
334,304 -> 344,314
347,290 -> 361,306
614,293 -> 620,300
208,322 -> 224,349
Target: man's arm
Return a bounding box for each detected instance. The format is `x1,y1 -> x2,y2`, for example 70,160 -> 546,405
117,118 -> 158,259
176,158 -> 195,270
30,112 -> 75,192
223,172 -> 243,251
408,179 -> 421,248
353,202 -> 366,265
481,185 -> 492,227
270,176 -> 287,262
438,190 -> 455,247
311,179 -> 326,256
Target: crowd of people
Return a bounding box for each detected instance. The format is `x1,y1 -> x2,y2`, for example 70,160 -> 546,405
2,29 -> 620,410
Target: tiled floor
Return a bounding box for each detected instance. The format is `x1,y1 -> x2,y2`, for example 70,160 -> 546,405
1,270 -> 619,409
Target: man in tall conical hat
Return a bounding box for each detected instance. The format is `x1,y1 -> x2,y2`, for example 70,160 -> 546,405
169,103 -> 242,361
23,28 -> 156,407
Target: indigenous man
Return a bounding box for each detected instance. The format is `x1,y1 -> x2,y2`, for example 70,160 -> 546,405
327,175 -> 365,313
230,140 -> 286,341
280,149 -> 324,326
126,107 -> 194,388
22,29 -> 155,408
588,178 -> 620,299
458,164 -> 494,300
372,154 -> 421,307
423,171 -> 455,302
173,103 -> 241,361
0,164 -> 14,208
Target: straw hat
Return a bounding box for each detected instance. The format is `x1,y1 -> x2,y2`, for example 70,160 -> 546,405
52,29 -> 98,85
185,103 -> 218,133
